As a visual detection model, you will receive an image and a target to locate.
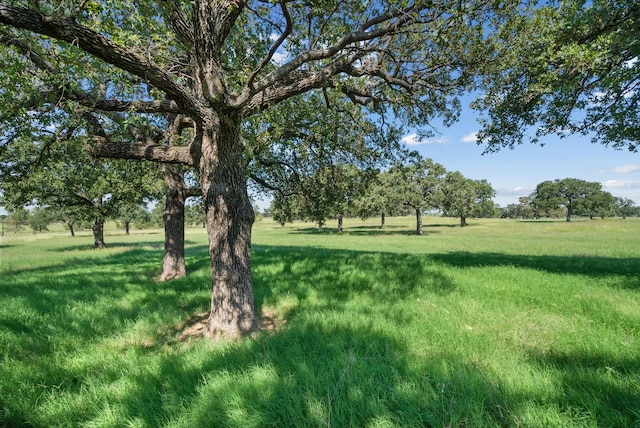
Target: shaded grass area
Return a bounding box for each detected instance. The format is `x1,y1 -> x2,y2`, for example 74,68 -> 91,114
1,219 -> 639,427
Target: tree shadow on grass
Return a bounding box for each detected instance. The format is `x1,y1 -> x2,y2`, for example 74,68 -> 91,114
2,242 -> 640,426
111,321 -> 521,427
49,239 -> 200,253
521,348 -> 640,426
285,225 -> 453,237
285,225 -> 417,236
428,251 -> 640,289
0,245 -> 210,355
251,245 -> 458,317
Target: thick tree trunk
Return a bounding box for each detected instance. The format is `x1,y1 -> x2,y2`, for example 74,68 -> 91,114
159,163 -> 187,281
92,218 -> 106,248
317,220 -> 324,232
337,215 -> 343,234
460,216 -> 467,227
67,222 -> 75,237
196,116 -> 258,339
566,206 -> 573,222
124,220 -> 130,235
381,212 -> 385,229
415,208 -> 423,235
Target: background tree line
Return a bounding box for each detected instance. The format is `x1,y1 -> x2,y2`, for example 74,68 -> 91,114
499,178 -> 639,221
2,169 -> 638,238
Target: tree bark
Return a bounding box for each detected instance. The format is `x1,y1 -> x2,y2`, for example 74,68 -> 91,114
566,206 -> 573,222
92,218 -> 106,248
317,220 -> 324,232
381,212 -> 385,229
158,164 -> 188,281
124,220 -> 130,235
415,208 -> 423,235
195,115 -> 258,339
460,216 -> 467,227
66,221 -> 75,237
337,215 -> 343,234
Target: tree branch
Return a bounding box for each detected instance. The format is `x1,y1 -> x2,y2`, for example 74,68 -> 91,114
0,4 -> 208,121
233,2 -> 422,110
89,137 -> 194,166
246,0 -> 292,91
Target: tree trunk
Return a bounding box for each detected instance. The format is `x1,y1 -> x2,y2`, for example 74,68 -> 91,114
124,220 -> 130,235
381,212 -> 385,229
415,208 -> 423,235
566,206 -> 573,222
92,218 -> 106,248
337,215 -> 343,234
196,116 -> 258,340
67,222 -> 75,237
158,163 -> 187,282
317,220 -> 324,232
460,216 -> 467,227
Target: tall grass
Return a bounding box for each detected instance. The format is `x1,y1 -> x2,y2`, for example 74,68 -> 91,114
1,217 -> 639,427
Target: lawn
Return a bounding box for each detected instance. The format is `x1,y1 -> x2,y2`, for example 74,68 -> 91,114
1,217 -> 639,427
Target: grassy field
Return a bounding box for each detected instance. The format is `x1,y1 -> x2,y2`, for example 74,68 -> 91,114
1,217 -> 639,427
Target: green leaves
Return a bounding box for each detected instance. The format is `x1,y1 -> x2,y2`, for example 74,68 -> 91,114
531,178 -> 611,221
476,0 -> 640,152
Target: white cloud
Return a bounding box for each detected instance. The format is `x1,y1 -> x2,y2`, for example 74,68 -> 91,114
599,164 -> 640,174
428,136 -> 451,145
268,33 -> 289,65
401,133 -> 451,145
498,186 -> 534,196
461,132 -> 478,143
401,133 -> 422,146
271,51 -> 288,65
602,180 -> 640,189
612,164 -> 640,174
624,57 -> 638,69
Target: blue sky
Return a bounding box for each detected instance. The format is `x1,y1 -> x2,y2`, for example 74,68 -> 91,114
401,98 -> 640,207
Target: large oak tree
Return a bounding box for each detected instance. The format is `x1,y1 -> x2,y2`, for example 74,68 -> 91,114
0,0 -> 521,339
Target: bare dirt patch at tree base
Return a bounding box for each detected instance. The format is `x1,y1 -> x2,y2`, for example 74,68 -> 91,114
177,309 -> 283,341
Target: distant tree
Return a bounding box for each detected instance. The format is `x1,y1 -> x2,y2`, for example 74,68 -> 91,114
500,196 -> 535,219
0,137 -> 160,247
185,200 -> 206,228
248,91 -> 402,233
614,197 -> 637,219
388,157 -> 447,235
441,172 -> 495,226
355,170 -> 398,228
532,178 -> 603,222
49,206 -> 83,237
499,204 -> 518,219
577,189 -> 615,219
515,196 -> 536,219
4,207 -> 28,233
147,202 -> 166,229
270,194 -> 299,228
285,164 -> 372,233
27,206 -> 54,232
116,203 -> 151,234
330,165 -> 374,234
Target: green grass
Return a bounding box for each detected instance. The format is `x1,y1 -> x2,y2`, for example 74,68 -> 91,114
1,217 -> 639,427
